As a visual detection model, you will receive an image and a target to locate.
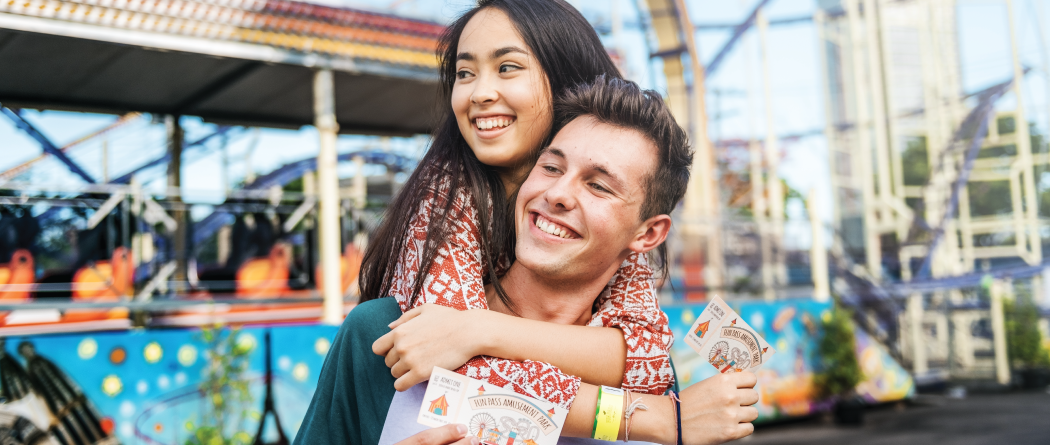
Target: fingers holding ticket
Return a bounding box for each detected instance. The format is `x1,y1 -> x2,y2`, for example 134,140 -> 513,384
684,297 -> 776,374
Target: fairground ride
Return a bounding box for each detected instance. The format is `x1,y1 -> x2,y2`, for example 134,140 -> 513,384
0,0 -> 442,334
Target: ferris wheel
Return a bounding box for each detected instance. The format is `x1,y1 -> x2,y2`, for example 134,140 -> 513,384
469,413 -> 498,437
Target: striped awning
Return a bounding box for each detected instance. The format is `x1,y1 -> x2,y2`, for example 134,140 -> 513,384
0,0 -> 445,134
1,0 -> 443,70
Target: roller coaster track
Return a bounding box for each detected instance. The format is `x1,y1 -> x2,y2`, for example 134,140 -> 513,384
190,149 -> 417,247
0,111 -> 142,183
0,105 -> 97,183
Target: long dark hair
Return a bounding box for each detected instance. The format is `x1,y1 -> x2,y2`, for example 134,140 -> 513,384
359,0 -> 622,308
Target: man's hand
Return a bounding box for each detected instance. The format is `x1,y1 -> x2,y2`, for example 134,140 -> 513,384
395,424 -> 480,445
372,304 -> 487,391
679,372 -> 760,445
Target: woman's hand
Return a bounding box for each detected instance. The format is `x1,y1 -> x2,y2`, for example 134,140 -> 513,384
372,304 -> 489,391
395,424 -> 479,445
678,372 -> 760,445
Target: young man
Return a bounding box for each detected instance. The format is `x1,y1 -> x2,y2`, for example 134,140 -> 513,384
296,77 -> 758,445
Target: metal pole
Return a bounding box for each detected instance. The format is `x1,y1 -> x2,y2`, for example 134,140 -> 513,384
745,34 -> 773,302
845,0 -> 881,278
1042,267 -> 1050,307
757,8 -> 787,289
673,0 -> 725,297
1006,0 -> 1041,266
221,135 -> 230,196
101,137 -> 109,182
166,114 -> 186,294
863,0 -> 895,243
989,279 -> 1011,386
352,155 -> 366,211
1037,0 -> 1050,148
352,155 -> 369,253
814,10 -> 843,238
908,293 -> 928,375
315,69 -> 343,325
918,0 -> 947,279
808,189 -> 830,302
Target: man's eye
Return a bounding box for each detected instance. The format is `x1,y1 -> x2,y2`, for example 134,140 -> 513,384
499,64 -> 522,73
590,183 -> 610,193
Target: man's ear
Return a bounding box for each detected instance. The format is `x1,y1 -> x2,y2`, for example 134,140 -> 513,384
628,214 -> 672,254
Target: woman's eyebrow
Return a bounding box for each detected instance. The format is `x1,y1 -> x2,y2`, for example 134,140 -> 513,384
492,46 -> 528,58
456,51 -> 475,62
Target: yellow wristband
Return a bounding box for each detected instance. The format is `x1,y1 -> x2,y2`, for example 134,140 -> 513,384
592,386 -> 624,441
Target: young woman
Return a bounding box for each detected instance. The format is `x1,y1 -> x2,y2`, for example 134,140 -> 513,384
360,0 -> 673,409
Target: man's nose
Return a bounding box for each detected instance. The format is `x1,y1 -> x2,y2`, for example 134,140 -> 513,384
544,177 -> 578,211
470,72 -> 499,104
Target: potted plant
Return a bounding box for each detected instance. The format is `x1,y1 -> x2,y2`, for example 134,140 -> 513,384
813,304 -> 865,425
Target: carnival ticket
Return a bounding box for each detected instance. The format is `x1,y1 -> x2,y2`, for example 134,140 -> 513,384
417,367 -> 568,445
684,297 -> 776,373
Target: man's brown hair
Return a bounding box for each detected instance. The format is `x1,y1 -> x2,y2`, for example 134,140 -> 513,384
552,75 -> 693,274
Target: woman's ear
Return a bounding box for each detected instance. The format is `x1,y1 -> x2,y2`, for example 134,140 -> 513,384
628,214 -> 672,254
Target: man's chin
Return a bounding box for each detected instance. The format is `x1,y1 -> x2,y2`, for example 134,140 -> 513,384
515,255 -> 573,279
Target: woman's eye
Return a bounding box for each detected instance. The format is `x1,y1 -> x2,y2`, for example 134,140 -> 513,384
542,165 -> 559,174
456,70 -> 474,79
499,64 -> 522,74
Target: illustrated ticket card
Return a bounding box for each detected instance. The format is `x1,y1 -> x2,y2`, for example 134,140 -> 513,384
418,367 -> 568,445
684,297 -> 776,373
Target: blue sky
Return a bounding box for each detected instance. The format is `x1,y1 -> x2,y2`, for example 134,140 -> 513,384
2,0 -> 1048,247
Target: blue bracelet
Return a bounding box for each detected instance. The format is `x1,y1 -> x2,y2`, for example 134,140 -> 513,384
668,390 -> 683,445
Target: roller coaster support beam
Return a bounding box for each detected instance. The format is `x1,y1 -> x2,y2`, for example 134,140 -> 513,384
315,69 -> 343,325
758,8 -> 787,292
0,112 -> 140,182
1006,0 -> 1041,266
166,115 -> 188,293
989,279 -> 1011,385
682,0 -> 724,295
705,0 -> 773,77
1,105 -> 96,184
110,126 -> 236,185
645,0 -> 725,294
807,189 -> 830,302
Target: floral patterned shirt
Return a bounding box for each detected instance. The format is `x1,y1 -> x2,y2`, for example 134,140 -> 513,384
389,172 -> 674,409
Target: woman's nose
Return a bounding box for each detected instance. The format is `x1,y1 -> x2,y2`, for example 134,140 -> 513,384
471,73 -> 499,104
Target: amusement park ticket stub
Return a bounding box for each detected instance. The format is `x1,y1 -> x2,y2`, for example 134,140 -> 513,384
684,297 -> 776,373
417,367 -> 568,445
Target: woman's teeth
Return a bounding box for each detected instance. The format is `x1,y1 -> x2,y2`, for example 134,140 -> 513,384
476,117 -> 513,130
536,216 -> 573,239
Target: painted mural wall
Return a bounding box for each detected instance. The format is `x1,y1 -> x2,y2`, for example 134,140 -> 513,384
0,324 -> 337,445
0,298 -> 914,445
663,298 -> 914,421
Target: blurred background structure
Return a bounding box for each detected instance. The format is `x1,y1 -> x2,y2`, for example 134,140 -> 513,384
1,0 -> 1048,443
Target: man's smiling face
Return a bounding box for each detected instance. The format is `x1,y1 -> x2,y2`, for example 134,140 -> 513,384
514,115 -> 658,282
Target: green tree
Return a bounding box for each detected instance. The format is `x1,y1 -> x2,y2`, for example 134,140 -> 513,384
185,326 -> 256,445
901,136 -> 930,187
813,305 -> 864,399
1005,288 -> 1050,370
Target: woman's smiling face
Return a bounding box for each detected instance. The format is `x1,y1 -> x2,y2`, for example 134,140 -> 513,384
451,8 -> 552,180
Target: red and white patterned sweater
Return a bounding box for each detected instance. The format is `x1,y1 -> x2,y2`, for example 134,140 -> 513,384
389,173 -> 674,409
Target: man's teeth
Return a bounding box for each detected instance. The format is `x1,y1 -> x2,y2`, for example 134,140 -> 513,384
537,216 -> 572,239
476,117 -> 513,130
